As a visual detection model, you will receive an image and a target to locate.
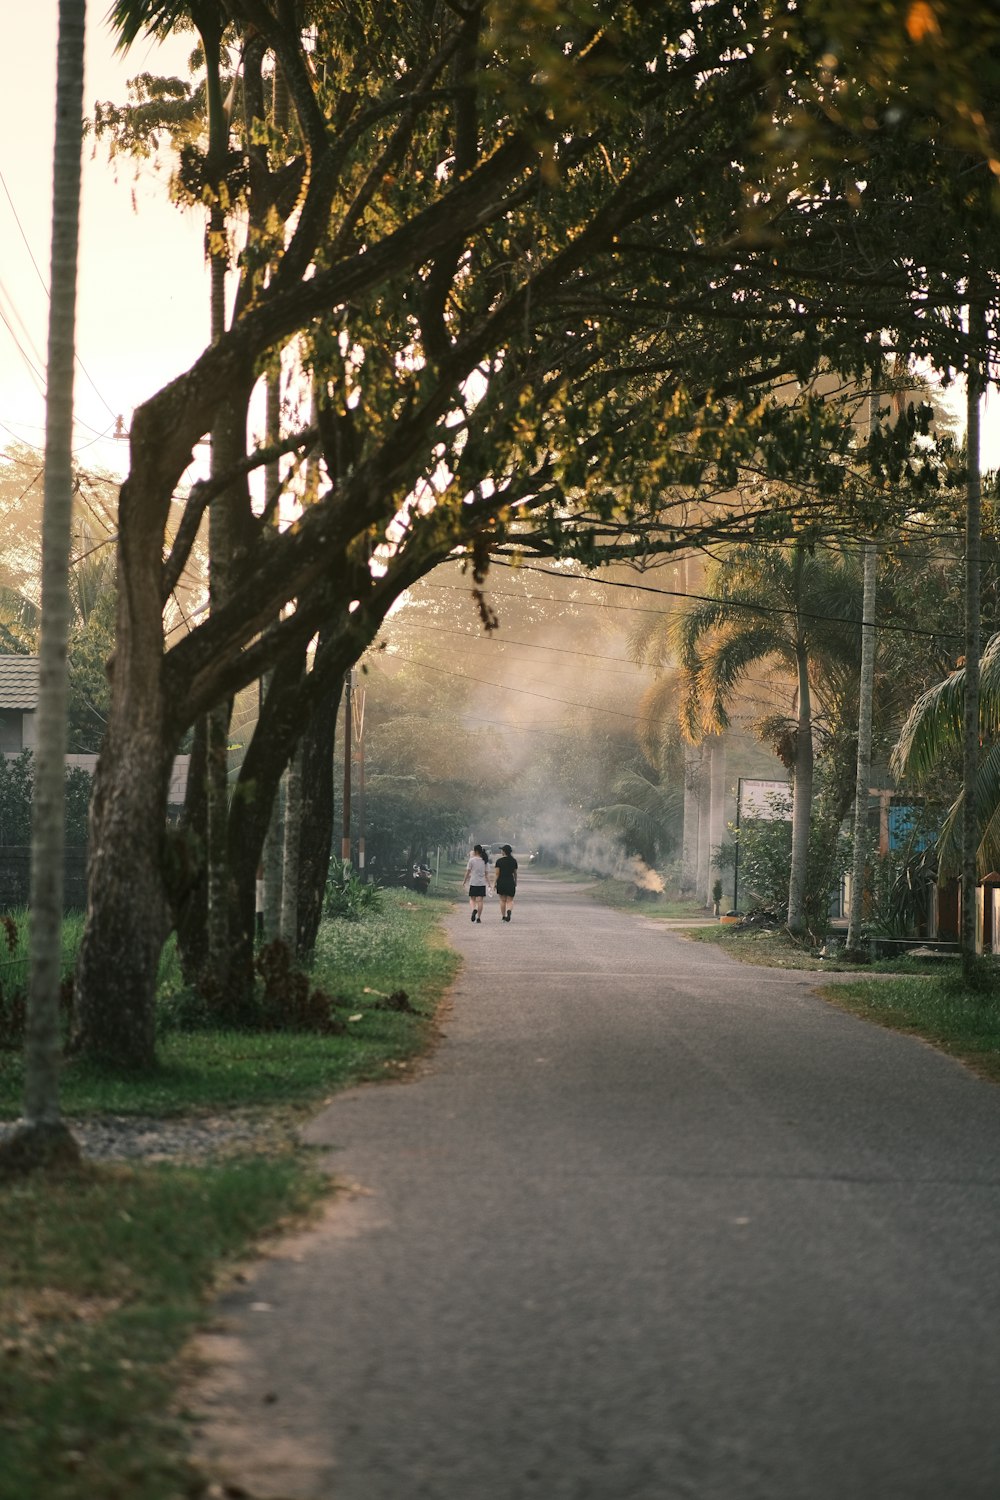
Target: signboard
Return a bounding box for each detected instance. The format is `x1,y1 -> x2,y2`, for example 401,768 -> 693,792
738,778 -> 792,821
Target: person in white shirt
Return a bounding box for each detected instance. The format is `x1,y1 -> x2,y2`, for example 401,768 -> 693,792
462,844 -> 491,923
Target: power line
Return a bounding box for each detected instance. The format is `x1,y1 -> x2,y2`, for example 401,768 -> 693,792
473,559 -> 965,641
0,166 -> 119,421
381,619 -> 646,670
389,651 -> 659,726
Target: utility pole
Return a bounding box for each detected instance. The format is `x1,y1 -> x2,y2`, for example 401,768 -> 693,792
341,670 -> 353,864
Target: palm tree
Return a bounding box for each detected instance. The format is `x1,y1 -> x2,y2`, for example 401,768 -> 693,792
670,543 -> 864,935
6,0 -> 88,1170
891,631 -> 1000,875
590,765 -> 684,870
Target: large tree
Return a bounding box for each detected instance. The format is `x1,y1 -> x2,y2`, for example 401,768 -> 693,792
74,0 -> 989,1067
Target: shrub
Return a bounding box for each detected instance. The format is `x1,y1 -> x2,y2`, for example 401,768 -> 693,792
325,859 -> 383,921
0,913 -> 76,1049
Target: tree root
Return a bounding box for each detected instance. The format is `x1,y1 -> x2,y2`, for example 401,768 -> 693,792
0,1121 -> 83,1179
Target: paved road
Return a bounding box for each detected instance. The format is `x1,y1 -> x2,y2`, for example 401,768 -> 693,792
192,875 -> 1000,1499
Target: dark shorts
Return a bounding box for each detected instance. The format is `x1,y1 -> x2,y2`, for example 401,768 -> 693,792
469,884 -> 486,898
496,883 -> 516,898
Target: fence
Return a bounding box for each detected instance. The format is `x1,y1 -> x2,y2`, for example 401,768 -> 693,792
0,846 -> 88,912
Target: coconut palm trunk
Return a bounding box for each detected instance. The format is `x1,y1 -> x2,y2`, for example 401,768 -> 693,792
961,289 -> 985,978
786,545 -> 813,936
786,627 -> 814,935
846,541 -> 878,954
15,0 -> 87,1165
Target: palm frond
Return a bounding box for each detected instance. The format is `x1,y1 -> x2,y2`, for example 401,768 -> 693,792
698,628 -> 786,732
627,614 -> 671,668
895,631 -> 1000,783
929,739 -> 1000,877
636,673 -> 681,762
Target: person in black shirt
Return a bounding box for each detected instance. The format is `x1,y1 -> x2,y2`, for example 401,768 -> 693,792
494,844 -> 518,923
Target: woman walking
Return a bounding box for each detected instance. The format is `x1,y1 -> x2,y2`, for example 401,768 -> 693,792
494,844 -> 518,923
463,844 -> 491,923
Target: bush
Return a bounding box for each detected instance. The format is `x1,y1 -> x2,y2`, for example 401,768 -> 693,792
325,859 -> 383,921
0,751 -> 92,846
719,798 -> 851,941
0,912 -> 78,1049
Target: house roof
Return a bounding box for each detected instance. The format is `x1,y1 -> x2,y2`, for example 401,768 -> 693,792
0,656 -> 39,709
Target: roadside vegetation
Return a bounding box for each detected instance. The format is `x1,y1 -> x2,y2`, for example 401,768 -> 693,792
820,972 -> 1000,1086
678,920 -> 1000,1086
0,887 -> 458,1500
581,876 -> 709,921
677,923 -> 952,973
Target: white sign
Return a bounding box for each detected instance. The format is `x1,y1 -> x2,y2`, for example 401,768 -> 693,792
739,778 -> 792,821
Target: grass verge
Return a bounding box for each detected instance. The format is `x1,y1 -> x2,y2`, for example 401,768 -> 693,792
0,1154 -> 328,1500
0,888 -> 459,1499
680,924 -> 1000,1087
676,922 -> 958,975
820,973 -> 1000,1086
582,877 -> 710,919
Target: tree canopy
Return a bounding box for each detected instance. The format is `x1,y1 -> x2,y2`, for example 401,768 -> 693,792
73,0 -> 1000,1066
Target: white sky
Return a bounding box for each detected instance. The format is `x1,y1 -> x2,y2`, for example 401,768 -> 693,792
1,5 -> 997,490
1,6 -> 208,480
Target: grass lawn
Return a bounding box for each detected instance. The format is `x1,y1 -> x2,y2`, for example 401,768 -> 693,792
0,888 -> 459,1500
531,866 -> 710,920
584,877 -> 710,920
677,922 -> 958,975
678,923 -> 1000,1088
820,973 -> 1000,1086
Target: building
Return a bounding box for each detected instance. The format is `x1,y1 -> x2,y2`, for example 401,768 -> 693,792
0,655 -> 39,752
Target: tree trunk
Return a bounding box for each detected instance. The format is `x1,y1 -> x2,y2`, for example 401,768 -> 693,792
280,745 -> 302,949
174,714 -> 209,983
21,0 -> 86,1150
263,784 -> 283,938
75,720 -> 175,1069
296,672 -> 344,957
961,289 -> 984,979
222,668 -> 306,1015
846,540 -> 877,955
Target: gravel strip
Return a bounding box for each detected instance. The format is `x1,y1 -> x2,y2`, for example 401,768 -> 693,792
0,1111 -> 298,1164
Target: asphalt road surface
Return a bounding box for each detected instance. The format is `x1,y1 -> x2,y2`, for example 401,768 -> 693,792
192,875 -> 1000,1499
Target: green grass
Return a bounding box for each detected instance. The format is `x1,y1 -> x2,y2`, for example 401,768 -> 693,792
0,1155 -> 329,1500
821,973 -> 1000,1085
0,890 -> 458,1120
582,876 -> 710,919
677,922 -> 959,975
678,924 -> 836,969
0,888 -> 461,1499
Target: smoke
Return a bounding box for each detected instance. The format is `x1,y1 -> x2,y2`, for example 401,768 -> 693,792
625,856 -> 665,893
526,805 -> 665,893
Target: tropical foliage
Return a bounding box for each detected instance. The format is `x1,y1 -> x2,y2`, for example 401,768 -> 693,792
670,543 -> 863,931
893,631 -> 1000,874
